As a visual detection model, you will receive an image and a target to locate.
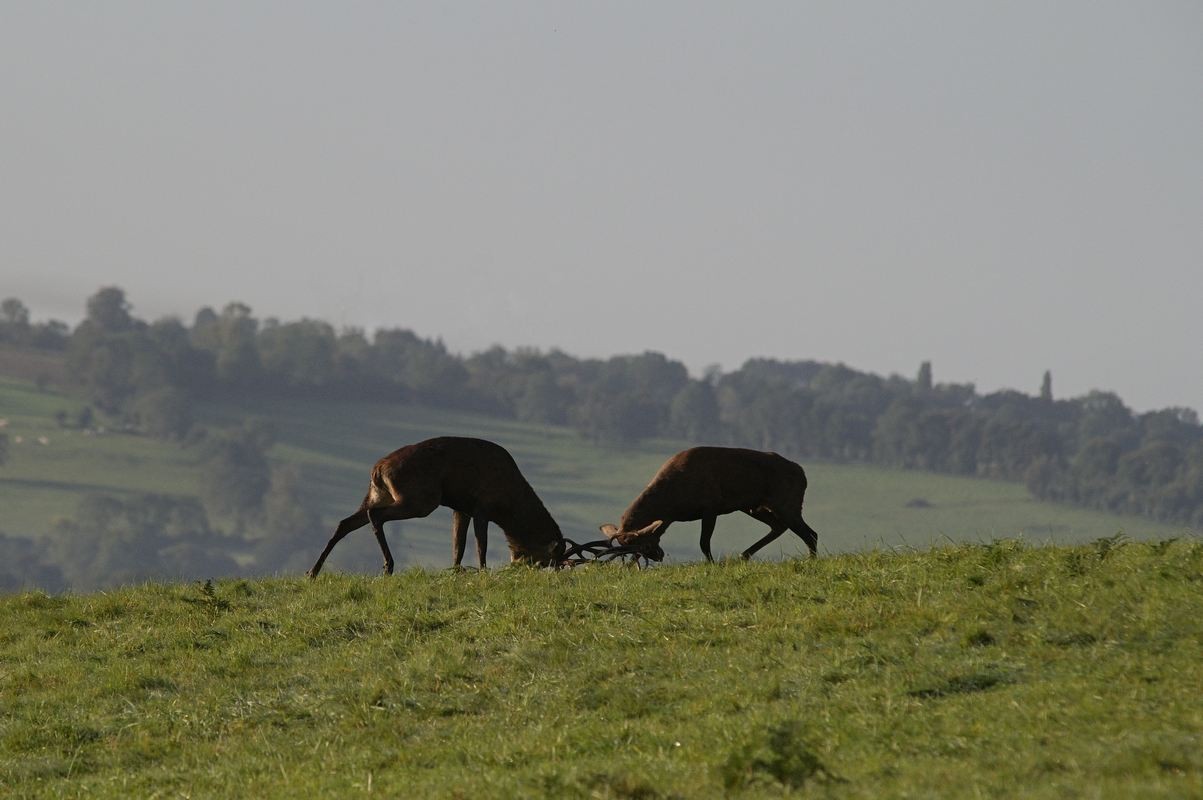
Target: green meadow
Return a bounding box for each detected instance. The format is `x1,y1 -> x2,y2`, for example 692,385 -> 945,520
2,540 -> 1201,797
2,377 -> 1201,797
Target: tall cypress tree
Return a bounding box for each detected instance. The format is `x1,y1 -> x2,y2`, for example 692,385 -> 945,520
917,361 -> 933,393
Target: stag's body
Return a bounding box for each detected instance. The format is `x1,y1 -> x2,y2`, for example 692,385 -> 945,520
602,447 -> 819,561
307,437 -> 563,577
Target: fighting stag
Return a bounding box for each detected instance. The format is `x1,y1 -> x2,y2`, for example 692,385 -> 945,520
600,446 -> 819,562
307,437 -> 565,577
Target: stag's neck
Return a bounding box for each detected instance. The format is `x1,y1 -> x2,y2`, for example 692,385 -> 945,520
498,497 -> 562,544
621,485 -> 676,532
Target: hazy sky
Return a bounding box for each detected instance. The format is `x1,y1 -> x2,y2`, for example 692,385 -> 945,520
2,2 -> 1200,413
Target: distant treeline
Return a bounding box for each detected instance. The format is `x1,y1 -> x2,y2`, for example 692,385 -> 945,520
0,413 -> 320,592
3,288 -> 1202,528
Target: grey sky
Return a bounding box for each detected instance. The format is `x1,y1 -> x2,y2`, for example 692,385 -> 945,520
2,2 -> 1200,413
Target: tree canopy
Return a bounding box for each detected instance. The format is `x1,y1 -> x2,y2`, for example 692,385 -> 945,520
7,287 -> 1203,528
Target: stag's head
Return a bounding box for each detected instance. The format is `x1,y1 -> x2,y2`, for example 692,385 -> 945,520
508,537 -> 566,568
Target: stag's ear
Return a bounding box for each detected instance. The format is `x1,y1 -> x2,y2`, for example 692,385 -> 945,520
600,523 -> 619,538
634,520 -> 664,538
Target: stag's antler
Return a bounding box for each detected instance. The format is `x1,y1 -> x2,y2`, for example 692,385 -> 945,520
557,536 -> 665,569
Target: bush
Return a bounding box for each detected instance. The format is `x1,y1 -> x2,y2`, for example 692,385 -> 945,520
722,720 -> 837,790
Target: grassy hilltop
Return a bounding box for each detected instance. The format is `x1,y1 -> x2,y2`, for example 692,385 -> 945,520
2,540 -> 1201,798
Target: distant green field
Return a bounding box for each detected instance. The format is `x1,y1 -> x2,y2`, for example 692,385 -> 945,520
0,377 -> 1192,575
0,378 -> 200,532
2,541 -> 1201,797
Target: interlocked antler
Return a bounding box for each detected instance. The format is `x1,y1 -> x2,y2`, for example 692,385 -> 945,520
558,536 -> 664,569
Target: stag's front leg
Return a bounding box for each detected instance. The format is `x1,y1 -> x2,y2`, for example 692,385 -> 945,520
699,515 -> 717,562
451,511 -> 470,568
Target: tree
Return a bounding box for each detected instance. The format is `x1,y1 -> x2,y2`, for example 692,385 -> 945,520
668,382 -> 722,441
190,306 -> 220,350
1040,370 -> 1053,402
149,317 -> 213,392
372,328 -> 467,402
1117,442 -> 1184,492
606,352 -> 690,408
1140,408 -> 1202,448
67,322 -> 174,414
731,386 -> 810,453
1024,455 -> 1067,502
66,327 -> 137,413
945,413 -> 983,474
213,303 -> 262,388
65,289 -> 179,415
43,493 -> 234,590
29,319 -> 69,350
85,287 -> 134,333
572,389 -> 661,445
873,397 -> 923,466
333,328 -> 374,391
1,297 -> 30,326
199,424 -> 272,525
255,465 -> 327,572
1075,391 -> 1136,446
514,371 -> 571,424
573,352 -> 690,443
0,297 -> 31,344
917,361 -> 933,393
258,318 -> 337,390
133,387 -> 194,439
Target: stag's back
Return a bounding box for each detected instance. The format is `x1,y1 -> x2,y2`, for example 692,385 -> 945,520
371,436 -> 558,541
623,446 -> 807,524
372,437 -> 526,508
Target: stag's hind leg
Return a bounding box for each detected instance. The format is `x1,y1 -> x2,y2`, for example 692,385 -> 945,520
473,516 -> 488,568
740,508 -> 788,560
699,515 -> 718,562
365,493 -> 441,575
371,519 -> 396,574
784,511 -> 819,558
308,508 -> 371,578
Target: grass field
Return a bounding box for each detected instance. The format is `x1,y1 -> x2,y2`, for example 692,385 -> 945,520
1,540 -> 1201,797
0,377 -> 1193,576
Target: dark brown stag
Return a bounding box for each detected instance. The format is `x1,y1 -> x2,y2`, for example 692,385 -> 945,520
307,437 -> 564,577
600,446 -> 819,562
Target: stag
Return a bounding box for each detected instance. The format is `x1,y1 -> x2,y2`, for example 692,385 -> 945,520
307,437 -> 564,577
600,447 -> 819,562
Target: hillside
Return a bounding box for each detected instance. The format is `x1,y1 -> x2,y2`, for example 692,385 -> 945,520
0,377 -> 1191,583
2,541 -> 1201,797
